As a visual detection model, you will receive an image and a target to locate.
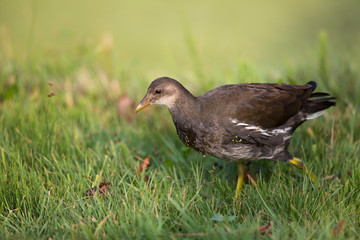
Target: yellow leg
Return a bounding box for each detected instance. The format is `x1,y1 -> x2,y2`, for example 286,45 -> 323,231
289,157 -> 315,182
235,163 -> 246,199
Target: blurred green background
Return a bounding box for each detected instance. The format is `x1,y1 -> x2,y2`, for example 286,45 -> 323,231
1,0 -> 359,75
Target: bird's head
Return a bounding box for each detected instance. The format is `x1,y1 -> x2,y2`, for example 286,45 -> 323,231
135,77 -> 185,112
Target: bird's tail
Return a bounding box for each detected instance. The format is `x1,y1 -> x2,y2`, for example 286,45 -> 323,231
303,81 -> 336,120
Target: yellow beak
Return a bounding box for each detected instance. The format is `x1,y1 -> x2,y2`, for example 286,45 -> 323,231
135,95 -> 150,112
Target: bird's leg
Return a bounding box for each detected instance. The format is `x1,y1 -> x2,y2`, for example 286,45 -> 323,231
289,157 -> 315,182
235,163 -> 246,199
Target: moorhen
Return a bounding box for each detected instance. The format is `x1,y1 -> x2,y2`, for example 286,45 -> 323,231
136,77 -> 335,198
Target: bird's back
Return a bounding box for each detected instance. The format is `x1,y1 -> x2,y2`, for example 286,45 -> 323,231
197,83 -> 314,128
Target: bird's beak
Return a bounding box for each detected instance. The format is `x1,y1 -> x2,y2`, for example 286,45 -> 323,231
135,94 -> 150,112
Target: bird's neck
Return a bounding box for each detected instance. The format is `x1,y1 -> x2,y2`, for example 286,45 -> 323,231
168,91 -> 199,125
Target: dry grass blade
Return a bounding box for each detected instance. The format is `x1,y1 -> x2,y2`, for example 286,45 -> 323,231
247,173 -> 258,188
323,174 -> 337,181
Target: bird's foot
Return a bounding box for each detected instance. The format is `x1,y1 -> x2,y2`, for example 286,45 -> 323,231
235,163 -> 246,199
289,157 -> 315,182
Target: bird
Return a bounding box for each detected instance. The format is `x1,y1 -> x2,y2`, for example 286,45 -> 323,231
135,77 -> 335,198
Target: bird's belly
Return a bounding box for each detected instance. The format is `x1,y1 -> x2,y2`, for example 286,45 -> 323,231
177,127 -> 257,161
177,126 -> 286,162
206,143 -> 263,162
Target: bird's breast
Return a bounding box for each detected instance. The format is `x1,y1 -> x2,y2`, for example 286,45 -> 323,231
173,120 -> 210,155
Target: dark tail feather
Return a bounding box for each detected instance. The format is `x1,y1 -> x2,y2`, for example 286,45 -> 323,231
309,96 -> 336,103
304,96 -> 336,116
307,81 -> 317,92
304,81 -> 336,115
310,92 -> 330,98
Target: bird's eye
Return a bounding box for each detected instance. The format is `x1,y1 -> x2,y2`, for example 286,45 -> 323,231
155,89 -> 161,94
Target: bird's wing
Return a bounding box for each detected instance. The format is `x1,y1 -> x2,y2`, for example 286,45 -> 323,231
199,83 -> 313,129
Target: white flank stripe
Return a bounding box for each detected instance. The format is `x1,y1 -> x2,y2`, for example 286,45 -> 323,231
232,118 -> 292,137
260,131 -> 271,136
245,126 -> 258,130
306,111 -> 324,120
284,135 -> 292,141
230,118 -> 249,126
271,127 -> 291,134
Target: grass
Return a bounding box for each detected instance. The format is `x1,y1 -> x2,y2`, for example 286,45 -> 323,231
0,41 -> 359,239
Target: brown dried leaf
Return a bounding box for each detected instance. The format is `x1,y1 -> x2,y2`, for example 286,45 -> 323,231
331,220 -> 346,236
84,182 -> 110,197
137,155 -> 151,182
85,187 -> 97,197
259,225 -> 272,235
117,94 -> 136,122
98,182 -> 110,195
139,155 -> 151,173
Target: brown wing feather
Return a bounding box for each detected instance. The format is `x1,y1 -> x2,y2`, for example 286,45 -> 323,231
198,83 -> 313,128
